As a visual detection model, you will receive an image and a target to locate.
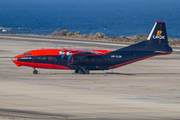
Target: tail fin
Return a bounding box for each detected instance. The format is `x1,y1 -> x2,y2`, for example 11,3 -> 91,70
114,21 -> 172,53
147,21 -> 168,45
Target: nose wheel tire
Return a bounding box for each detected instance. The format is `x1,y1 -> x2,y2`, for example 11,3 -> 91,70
33,69 -> 38,74
75,70 -> 79,74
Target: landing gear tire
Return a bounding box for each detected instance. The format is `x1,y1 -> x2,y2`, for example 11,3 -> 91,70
33,69 -> 38,74
85,70 -> 90,74
78,69 -> 90,74
75,70 -> 79,74
78,69 -> 84,74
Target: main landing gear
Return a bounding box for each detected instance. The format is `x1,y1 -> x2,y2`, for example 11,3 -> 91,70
75,69 -> 90,74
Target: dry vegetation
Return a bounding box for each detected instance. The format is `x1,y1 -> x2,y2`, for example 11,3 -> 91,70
50,29 -> 180,46
1,30 -> 180,47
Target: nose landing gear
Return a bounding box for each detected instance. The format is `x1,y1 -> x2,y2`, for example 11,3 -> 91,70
33,69 -> 38,74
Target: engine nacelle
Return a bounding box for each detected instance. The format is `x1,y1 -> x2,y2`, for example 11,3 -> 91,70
66,52 -> 72,56
59,51 -> 64,55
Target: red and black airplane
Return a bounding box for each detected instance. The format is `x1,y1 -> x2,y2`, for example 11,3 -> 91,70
12,21 -> 172,74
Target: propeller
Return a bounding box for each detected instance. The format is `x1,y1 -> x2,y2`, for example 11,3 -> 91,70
59,51 -> 65,60
66,51 -> 72,63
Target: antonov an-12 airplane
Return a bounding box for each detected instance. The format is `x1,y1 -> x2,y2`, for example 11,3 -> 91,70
12,21 -> 172,74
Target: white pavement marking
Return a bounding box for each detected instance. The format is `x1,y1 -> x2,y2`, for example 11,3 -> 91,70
173,49 -> 180,51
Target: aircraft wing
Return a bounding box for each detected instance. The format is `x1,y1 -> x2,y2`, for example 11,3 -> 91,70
71,48 -> 105,58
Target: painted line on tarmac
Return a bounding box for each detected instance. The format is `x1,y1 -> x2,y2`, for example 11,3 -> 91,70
173,49 -> 180,51
0,111 -> 98,119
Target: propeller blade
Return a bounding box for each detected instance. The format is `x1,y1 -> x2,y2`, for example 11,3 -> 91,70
61,54 -> 64,60
68,55 -> 71,63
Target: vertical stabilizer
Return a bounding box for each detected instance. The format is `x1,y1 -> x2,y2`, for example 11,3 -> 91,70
147,21 -> 168,45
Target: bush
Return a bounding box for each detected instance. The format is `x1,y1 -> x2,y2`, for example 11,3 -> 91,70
168,37 -> 173,41
100,33 -> 106,38
66,32 -> 74,36
82,34 -> 88,38
132,36 -> 139,40
108,36 -> 116,39
51,30 -> 59,36
88,33 -> 95,38
95,32 -> 101,38
89,33 -> 94,36
143,34 -> 149,38
60,29 -> 68,36
95,32 -> 106,38
75,31 -> 80,35
119,36 -> 126,39
134,40 -> 139,43
169,42 -> 176,46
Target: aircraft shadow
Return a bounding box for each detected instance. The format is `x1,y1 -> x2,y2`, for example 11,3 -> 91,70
44,72 -> 179,76
90,72 -> 135,76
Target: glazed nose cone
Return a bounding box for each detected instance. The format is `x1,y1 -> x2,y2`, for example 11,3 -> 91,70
11,56 -> 17,62
11,56 -> 22,67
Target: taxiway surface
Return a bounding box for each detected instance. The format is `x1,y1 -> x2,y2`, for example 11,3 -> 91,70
0,35 -> 180,120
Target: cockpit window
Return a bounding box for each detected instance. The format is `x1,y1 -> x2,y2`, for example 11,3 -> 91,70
23,52 -> 32,56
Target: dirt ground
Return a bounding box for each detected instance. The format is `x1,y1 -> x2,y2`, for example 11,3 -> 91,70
0,35 -> 180,120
